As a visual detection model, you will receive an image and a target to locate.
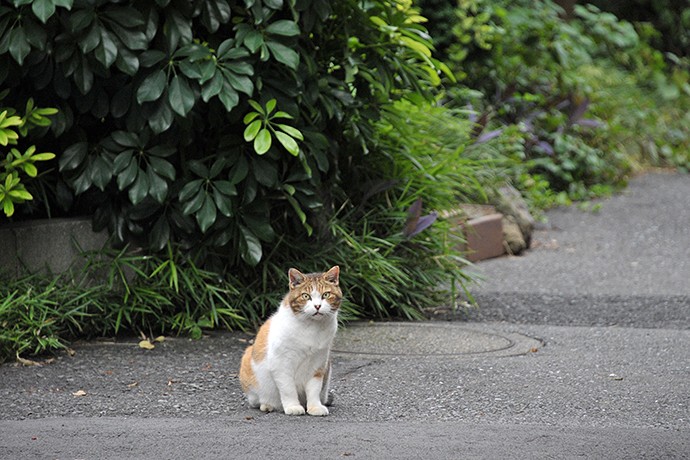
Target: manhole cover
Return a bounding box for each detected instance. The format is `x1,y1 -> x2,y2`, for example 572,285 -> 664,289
333,322 -> 541,357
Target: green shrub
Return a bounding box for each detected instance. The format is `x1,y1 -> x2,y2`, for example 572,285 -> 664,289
0,0 -> 447,263
588,0 -> 690,57
0,1 -> 494,360
429,0 -> 690,208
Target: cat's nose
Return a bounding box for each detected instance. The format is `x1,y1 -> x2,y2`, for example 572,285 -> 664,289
314,304 -> 321,310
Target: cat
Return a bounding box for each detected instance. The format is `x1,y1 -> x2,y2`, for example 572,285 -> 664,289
239,266 -> 342,416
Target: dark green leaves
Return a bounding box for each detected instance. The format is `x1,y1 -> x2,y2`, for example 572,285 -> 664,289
265,20 -> 300,37
265,41 -> 299,69
235,20 -> 301,70
178,157 -> 238,234
211,39 -> 254,112
32,0 -> 73,24
0,0 -> 453,279
106,131 -> 176,204
137,69 -> 166,103
59,142 -> 88,172
133,39 -> 254,129
239,225 -> 262,266
7,26 -> 31,65
67,5 -> 148,74
94,29 -> 117,68
199,0 -> 231,33
168,74 -> 194,116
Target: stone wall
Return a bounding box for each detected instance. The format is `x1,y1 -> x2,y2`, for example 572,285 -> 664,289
0,218 -> 108,277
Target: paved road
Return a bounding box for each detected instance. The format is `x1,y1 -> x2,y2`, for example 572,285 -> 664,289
1,171 -> 689,459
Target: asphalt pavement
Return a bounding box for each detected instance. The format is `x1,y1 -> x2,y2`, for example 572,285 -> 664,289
1,171 -> 689,459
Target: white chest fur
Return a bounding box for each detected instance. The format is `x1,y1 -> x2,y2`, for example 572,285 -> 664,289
267,301 -> 338,361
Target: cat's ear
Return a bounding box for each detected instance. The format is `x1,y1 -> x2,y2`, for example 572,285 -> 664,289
288,268 -> 306,289
323,266 -> 340,285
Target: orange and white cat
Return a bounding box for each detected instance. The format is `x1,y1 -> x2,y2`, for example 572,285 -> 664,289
239,266 -> 341,416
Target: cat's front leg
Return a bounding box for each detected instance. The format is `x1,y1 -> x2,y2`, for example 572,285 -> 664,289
272,372 -> 305,415
305,372 -> 329,416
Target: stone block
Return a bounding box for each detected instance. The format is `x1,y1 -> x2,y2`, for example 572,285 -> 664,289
462,213 -> 505,262
0,217 -> 108,277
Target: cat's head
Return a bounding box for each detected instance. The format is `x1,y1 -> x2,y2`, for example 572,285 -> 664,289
286,266 -> 342,320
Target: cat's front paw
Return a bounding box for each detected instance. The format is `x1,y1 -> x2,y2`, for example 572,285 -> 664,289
284,405 -> 306,416
259,403 -> 275,413
307,404 -> 329,416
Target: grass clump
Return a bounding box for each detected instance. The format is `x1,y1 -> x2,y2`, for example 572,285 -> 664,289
0,247 -> 249,363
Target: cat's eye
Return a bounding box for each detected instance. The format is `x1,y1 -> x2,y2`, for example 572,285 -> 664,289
323,292 -> 331,299
301,293 -> 311,300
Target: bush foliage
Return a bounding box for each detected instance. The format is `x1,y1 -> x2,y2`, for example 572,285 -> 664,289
2,0 -> 690,361
0,0 -> 447,262
0,0 -> 474,362
421,0 -> 689,205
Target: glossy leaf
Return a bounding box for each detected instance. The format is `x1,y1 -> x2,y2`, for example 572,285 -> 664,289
105,6 -> 145,29
275,123 -> 303,140
266,41 -> 299,70
181,189 -> 204,215
213,180 -> 236,196
115,48 -> 139,75
200,0 -> 231,33
252,156 -> 278,186
264,0 -> 283,9
32,0 -> 56,23
223,71 -> 253,96
147,167 -> 168,203
243,30 -> 263,53
243,111 -> 260,124
59,142 -> 88,171
254,129 -> 271,154
90,155 -> 112,190
178,179 -> 203,203
137,69 -> 166,103
113,150 -> 134,173
80,24 -> 101,54
201,72 -> 223,102
275,131 -> 299,156
168,75 -> 195,116
243,119 -> 262,141
213,187 -> 233,217
239,225 -> 262,266
228,157 -> 248,185
196,194 -> 217,232
149,156 -> 176,181
148,98 -> 174,133
111,131 -> 139,148
242,212 -> 274,242
117,158 -> 138,190
188,160 -> 209,177
9,27 -> 31,65
265,20 -> 300,37
217,82 -> 239,112
164,9 -> 192,51
128,168 -> 149,204
150,215 -> 170,252
265,98 -> 276,114
95,29 -> 118,68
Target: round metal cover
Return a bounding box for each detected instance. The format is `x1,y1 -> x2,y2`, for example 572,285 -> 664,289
333,322 -> 541,357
